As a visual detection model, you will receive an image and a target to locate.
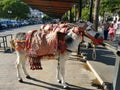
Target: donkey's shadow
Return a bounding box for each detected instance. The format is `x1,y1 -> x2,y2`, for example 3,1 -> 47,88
21,77 -> 91,90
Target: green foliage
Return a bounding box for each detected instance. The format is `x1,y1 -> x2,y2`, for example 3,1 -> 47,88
42,15 -> 52,20
0,0 -> 30,19
62,13 -> 68,22
82,6 -> 89,20
100,0 -> 120,15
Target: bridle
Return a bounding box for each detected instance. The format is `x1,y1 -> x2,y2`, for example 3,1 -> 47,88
72,22 -> 103,45
67,22 -> 104,60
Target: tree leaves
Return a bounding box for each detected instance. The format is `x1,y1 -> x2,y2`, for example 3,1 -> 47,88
0,0 -> 30,19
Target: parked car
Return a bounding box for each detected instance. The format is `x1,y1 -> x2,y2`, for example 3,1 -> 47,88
23,20 -> 29,26
0,23 -> 2,30
11,21 -> 20,27
17,21 -> 22,27
0,21 -> 8,29
7,21 -> 15,28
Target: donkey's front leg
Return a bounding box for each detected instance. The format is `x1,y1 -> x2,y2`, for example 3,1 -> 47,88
59,53 -> 69,89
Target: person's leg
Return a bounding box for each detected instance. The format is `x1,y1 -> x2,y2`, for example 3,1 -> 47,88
104,31 -> 107,40
110,33 -> 113,41
106,31 -> 109,40
113,31 -> 116,41
112,33 -> 115,41
104,31 -> 106,40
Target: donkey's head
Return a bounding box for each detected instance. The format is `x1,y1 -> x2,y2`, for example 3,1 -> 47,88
73,21 -> 103,45
83,21 -> 103,45
65,21 -> 103,51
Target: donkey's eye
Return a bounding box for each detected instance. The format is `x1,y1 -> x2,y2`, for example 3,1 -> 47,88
65,36 -> 73,44
86,29 -> 91,31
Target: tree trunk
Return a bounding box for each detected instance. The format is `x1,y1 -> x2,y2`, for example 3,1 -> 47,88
89,0 -> 93,22
93,0 -> 101,31
79,0 -> 82,19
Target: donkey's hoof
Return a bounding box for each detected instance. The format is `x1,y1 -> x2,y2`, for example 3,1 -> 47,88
18,79 -> 23,82
81,53 -> 84,56
57,80 -> 61,83
63,85 -> 68,89
63,83 -> 68,89
26,75 -> 31,79
83,56 -> 87,59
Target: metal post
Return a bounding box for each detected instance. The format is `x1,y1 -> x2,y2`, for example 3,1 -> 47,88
112,41 -> 120,90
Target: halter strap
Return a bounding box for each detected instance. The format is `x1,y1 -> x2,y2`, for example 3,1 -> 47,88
84,32 -> 103,45
72,22 -> 103,45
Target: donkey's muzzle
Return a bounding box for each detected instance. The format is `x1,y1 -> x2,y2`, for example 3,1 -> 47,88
94,33 -> 100,39
94,33 -> 104,44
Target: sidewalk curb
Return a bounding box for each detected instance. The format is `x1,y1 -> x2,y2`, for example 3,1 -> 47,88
86,61 -> 104,85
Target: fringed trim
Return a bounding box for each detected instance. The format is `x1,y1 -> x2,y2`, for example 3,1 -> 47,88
28,56 -> 42,70
28,54 -> 55,70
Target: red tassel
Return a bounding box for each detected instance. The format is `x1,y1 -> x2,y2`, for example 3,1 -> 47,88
28,56 -> 42,70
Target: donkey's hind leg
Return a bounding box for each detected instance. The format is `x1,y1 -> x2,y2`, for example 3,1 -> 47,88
56,58 -> 61,83
21,55 -> 31,79
16,51 -> 23,82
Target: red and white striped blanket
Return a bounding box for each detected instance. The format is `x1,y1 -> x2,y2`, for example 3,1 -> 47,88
25,30 -> 67,70
26,30 -> 57,57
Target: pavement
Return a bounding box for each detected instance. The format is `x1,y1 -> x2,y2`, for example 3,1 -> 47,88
82,38 -> 119,89
0,25 -> 103,90
87,46 -> 115,85
0,52 -> 101,90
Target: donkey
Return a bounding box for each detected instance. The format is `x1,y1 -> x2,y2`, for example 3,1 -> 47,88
10,21 -> 103,88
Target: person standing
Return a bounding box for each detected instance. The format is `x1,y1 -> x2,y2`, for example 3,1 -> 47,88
103,20 -> 110,40
108,23 -> 115,41
113,20 -> 118,41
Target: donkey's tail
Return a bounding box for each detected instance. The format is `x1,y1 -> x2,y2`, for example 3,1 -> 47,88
10,40 -> 15,50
